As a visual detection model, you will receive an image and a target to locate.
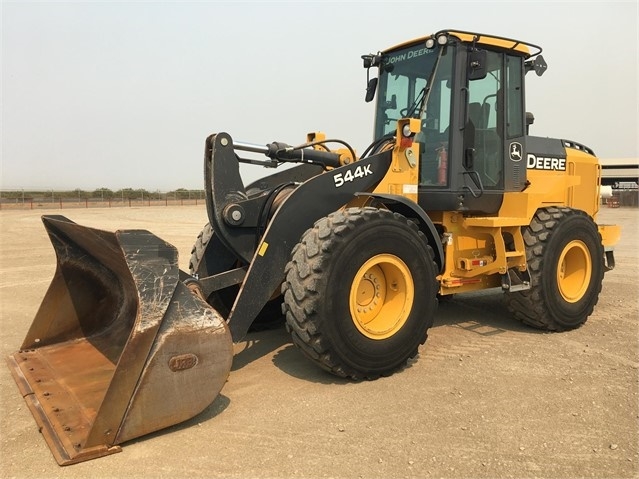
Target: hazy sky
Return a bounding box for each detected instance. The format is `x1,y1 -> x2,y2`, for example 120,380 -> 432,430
2,1 -> 637,191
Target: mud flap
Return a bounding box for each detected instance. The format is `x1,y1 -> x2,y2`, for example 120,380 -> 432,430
6,215 -> 233,465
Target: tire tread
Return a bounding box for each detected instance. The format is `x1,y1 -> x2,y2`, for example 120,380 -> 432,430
282,207 -> 437,380
506,207 -> 604,331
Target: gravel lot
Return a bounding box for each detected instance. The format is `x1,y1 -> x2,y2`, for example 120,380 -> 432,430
1,205 -> 637,479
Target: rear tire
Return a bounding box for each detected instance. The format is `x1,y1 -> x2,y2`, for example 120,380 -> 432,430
282,207 -> 438,380
506,207 -> 604,331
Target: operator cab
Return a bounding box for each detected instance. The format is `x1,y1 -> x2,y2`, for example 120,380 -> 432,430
364,30 -> 546,214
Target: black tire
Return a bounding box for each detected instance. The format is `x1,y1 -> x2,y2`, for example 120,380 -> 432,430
506,207 -> 605,331
189,222 -> 215,277
189,223 -> 237,318
282,207 -> 438,380
189,223 -> 284,328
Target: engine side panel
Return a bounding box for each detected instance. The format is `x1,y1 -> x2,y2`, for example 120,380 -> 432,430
525,136 -> 600,217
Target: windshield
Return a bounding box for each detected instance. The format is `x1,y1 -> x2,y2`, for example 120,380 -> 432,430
373,41 -> 456,187
374,43 -> 442,140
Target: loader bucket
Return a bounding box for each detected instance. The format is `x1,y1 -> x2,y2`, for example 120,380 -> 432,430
6,215 -> 233,465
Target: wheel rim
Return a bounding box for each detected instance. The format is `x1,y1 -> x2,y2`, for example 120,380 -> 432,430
349,254 -> 414,340
556,240 -> 592,303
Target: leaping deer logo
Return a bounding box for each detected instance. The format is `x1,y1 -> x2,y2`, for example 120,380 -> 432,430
510,142 -> 523,162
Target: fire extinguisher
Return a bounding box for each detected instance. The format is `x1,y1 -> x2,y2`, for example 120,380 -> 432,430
437,144 -> 448,185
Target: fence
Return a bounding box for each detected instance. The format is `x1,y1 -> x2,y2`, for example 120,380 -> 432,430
0,190 -> 206,210
2,188 -> 637,211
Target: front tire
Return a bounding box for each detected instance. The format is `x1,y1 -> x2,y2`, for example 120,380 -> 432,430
506,207 -> 605,331
282,207 -> 438,380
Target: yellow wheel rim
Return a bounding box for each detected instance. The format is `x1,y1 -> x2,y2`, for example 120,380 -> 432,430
557,240 -> 592,303
349,254 -> 414,340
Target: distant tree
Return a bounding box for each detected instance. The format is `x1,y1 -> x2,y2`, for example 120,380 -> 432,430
93,188 -> 114,199
170,188 -> 204,199
116,188 -> 135,199
69,189 -> 87,199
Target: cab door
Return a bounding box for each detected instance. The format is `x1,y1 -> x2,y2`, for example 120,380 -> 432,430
449,49 -> 526,213
418,46 -> 506,213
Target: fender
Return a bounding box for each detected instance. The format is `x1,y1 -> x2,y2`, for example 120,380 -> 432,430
356,193 -> 444,274
227,150 -> 393,341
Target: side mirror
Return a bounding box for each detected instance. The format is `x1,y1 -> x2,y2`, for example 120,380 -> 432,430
365,77 -> 378,103
525,111 -> 535,134
468,50 -> 487,81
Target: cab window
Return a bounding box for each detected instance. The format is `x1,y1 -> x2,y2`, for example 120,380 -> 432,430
506,55 -> 524,138
466,50 -> 504,189
417,47 -> 454,186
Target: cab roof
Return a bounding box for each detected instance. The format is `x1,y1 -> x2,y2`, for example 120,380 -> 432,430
384,29 -> 542,58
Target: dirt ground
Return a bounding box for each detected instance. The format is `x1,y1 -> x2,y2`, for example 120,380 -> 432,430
1,205 -> 637,479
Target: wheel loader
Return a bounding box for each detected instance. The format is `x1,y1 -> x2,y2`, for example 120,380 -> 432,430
7,29 -> 621,465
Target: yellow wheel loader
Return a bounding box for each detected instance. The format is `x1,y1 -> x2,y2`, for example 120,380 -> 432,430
7,29 -> 621,465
